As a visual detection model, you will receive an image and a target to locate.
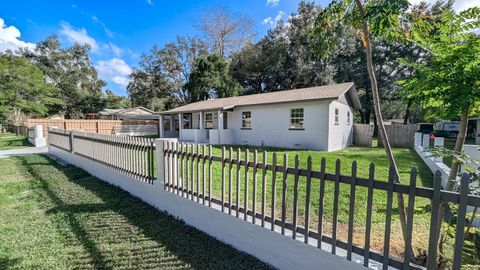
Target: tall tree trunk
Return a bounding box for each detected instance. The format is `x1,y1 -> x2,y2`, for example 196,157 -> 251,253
354,0 -> 411,256
435,108 -> 470,260
403,98 -> 412,125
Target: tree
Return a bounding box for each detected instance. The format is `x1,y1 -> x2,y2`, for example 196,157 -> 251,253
400,7 -> 480,264
230,1 -> 334,94
196,6 -> 256,57
21,35 -> 106,118
186,54 -> 242,101
105,90 -> 130,109
0,54 -> 62,125
127,36 -> 208,110
313,0 -> 412,253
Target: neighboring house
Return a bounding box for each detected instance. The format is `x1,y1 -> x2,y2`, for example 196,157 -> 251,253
99,107 -> 158,120
159,82 -> 361,151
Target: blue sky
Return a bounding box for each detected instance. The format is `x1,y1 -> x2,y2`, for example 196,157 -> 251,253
0,0 -> 329,96
0,0 -> 476,96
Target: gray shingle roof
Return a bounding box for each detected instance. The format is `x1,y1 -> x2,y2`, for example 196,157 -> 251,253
164,82 -> 360,114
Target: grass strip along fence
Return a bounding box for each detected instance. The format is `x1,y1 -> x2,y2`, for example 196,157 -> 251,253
162,142 -> 479,270
48,129 -> 156,184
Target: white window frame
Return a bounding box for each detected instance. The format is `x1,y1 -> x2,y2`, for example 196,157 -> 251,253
334,108 -> 339,125
205,113 -> 213,129
242,111 -> 252,129
290,108 -> 304,129
347,111 -> 351,125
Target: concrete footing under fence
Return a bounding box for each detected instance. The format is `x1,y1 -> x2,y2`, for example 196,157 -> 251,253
48,142 -> 366,270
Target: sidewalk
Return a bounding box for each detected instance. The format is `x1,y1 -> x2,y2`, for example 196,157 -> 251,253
0,146 -> 48,158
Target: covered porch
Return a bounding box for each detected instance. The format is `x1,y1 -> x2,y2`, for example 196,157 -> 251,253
159,110 -> 234,144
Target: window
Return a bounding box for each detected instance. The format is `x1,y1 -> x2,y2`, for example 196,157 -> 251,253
242,111 -> 252,129
163,115 -> 171,131
347,111 -> 351,125
205,113 -> 213,129
334,108 -> 339,125
174,114 -> 179,132
290,108 -> 304,129
183,113 -> 192,129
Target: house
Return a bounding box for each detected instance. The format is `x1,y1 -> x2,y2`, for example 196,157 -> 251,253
99,107 -> 158,120
159,82 -> 361,151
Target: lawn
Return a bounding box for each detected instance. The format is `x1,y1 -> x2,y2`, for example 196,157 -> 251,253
0,132 -> 32,150
201,146 -> 433,259
174,144 -> 478,266
0,154 -> 272,270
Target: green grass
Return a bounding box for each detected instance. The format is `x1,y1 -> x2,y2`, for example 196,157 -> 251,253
0,154 -> 272,270
176,145 -> 438,260
0,132 -> 32,150
176,144 -> 480,266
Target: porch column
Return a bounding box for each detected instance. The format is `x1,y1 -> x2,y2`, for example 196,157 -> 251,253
178,113 -> 183,140
159,115 -> 164,138
199,111 -> 205,143
217,110 -> 223,144
199,111 -> 204,130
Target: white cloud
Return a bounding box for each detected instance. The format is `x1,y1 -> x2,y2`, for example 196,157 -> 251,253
408,0 -> 479,11
275,11 -> 285,22
94,58 -> 132,88
266,0 -> 279,7
0,18 -> 36,53
60,22 -> 99,52
262,11 -> 285,26
262,17 -> 274,25
109,43 -> 123,57
91,15 -> 113,38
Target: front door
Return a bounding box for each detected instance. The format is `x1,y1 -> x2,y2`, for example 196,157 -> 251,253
223,112 -> 228,129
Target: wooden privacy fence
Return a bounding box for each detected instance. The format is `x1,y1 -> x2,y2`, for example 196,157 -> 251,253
48,129 -> 156,184
353,124 -> 417,149
162,142 -> 480,270
379,125 -> 417,149
27,119 -> 159,138
353,124 -> 374,147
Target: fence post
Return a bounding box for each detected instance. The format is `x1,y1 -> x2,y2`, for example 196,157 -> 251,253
422,134 -> 430,149
452,174 -> 469,270
31,125 -> 47,147
154,138 -> 178,189
433,137 -> 444,162
414,132 -> 422,146
69,131 -> 74,153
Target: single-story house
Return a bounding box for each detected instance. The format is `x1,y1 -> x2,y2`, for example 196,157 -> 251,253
99,107 -> 158,120
159,82 -> 361,151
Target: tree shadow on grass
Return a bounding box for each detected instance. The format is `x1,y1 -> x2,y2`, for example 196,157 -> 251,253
0,258 -> 21,269
0,137 -> 32,149
19,155 -> 272,270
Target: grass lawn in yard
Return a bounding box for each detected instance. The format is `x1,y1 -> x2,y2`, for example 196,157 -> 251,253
0,132 -> 32,150
174,144 -> 478,266
204,146 -> 432,259
0,154 -> 272,270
